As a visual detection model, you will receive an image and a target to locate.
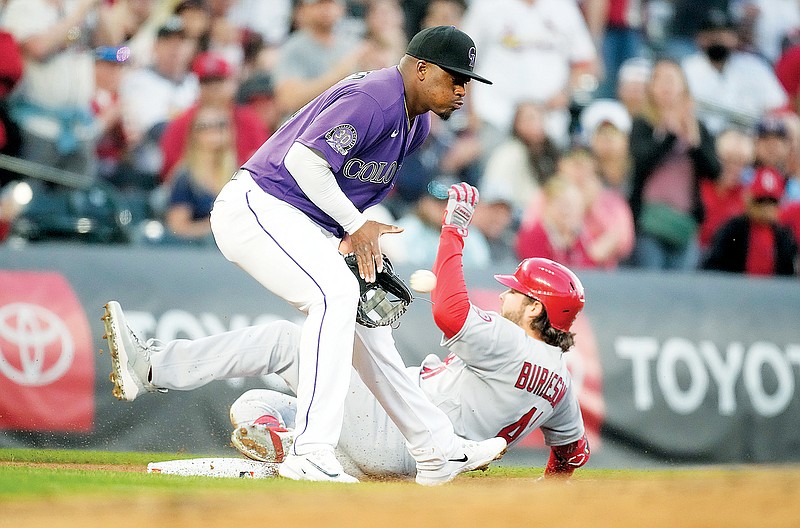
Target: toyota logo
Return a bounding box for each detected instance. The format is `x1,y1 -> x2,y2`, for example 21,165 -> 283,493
0,303 -> 74,386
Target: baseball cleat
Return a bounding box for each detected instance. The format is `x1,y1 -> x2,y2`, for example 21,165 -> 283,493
415,436 -> 508,486
278,449 -> 359,483
102,301 -> 163,401
230,415 -> 295,463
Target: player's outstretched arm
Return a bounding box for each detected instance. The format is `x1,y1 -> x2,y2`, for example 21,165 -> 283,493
431,183 -> 479,339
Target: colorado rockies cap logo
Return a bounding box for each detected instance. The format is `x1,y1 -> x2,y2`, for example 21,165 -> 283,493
325,124 -> 357,156
468,47 -> 476,68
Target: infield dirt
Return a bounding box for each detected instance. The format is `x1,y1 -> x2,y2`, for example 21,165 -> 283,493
2,465 -> 799,528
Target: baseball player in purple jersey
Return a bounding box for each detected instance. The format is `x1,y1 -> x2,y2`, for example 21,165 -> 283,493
103,26 -> 507,484
227,183 -> 590,479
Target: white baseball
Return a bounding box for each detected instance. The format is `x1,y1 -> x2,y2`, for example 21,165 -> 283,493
410,269 -> 437,293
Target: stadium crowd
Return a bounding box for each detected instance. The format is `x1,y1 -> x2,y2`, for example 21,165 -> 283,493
0,0 -> 798,277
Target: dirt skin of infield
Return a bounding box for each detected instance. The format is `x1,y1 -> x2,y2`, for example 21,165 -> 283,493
3,467 -> 799,528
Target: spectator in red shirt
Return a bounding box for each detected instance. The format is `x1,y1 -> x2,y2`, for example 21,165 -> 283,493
159,51 -> 268,183
698,128 -> 752,251
0,28 -> 23,188
515,176 -> 596,269
775,43 -> 800,115
702,166 -> 797,276
235,72 -> 279,139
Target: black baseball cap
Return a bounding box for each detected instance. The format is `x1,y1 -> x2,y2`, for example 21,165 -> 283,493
406,25 -> 491,85
698,9 -> 738,32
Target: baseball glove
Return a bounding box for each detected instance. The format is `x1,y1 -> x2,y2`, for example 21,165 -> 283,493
344,253 -> 413,328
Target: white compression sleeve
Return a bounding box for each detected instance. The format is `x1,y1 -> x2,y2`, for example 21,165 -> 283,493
284,142 -> 368,234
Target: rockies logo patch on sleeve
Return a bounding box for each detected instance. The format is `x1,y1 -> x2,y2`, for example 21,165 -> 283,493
325,124 -> 357,155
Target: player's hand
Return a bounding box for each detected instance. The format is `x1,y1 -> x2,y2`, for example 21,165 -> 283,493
442,183 -> 479,237
348,220 -> 403,283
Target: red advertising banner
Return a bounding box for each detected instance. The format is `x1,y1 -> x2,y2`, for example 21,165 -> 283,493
0,271 -> 94,431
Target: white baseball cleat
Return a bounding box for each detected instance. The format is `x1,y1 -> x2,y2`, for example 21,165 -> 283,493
231,415 -> 295,463
415,436 -> 508,486
102,301 -> 164,401
278,449 -> 359,483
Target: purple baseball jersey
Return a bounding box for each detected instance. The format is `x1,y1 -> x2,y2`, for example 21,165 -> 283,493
243,67 -> 431,238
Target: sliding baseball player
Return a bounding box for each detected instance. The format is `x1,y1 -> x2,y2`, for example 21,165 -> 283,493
229,183 -> 591,479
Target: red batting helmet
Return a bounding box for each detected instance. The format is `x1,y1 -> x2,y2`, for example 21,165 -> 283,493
494,258 -> 585,331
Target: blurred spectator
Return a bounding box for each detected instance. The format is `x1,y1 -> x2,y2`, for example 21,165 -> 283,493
92,45 -> 130,185
118,16 -> 199,189
471,181 -> 516,263
175,0 -> 211,49
702,166 -> 797,275
361,0 -> 407,69
227,0 -> 293,53
480,101 -> 559,221
515,175 -> 595,268
629,58 -> 721,270
401,0 -> 431,40
159,51 -> 268,183
462,0 -> 599,151
228,0 -> 293,49
390,109 -> 483,218
163,104 -> 237,245
698,128 -> 752,252
205,0 -> 244,70
737,0 -> 800,64
615,56 -> 651,117
419,0 -> 467,30
101,0 -> 159,48
682,8 -> 788,135
558,147 -> 635,269
2,0 -> 116,179
584,0 -> 647,101
387,0 -> 481,217
752,114 -> 792,178
779,111 -> 800,201
0,25 -> 23,188
775,41 -> 800,114
581,99 -> 633,193
779,200 -> 800,249
272,0 -> 371,118
238,29 -> 275,79
105,0 -> 174,68
236,71 -> 279,136
390,178 -> 491,269
662,0 -> 731,60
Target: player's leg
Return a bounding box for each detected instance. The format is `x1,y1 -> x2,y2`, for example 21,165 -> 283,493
211,172 -> 360,482
150,321 -> 302,391
230,374 -> 411,479
352,326 -> 507,485
337,369 -> 416,478
230,389 -> 297,463
103,298 -> 302,400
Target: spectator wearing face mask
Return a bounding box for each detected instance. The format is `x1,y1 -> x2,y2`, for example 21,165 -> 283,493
681,9 -> 788,136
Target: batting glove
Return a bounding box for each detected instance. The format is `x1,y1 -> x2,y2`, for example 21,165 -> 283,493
442,183 -> 479,237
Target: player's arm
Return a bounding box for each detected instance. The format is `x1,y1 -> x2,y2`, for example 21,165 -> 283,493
285,142 -> 367,234
283,143 -> 400,282
431,183 -> 479,339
